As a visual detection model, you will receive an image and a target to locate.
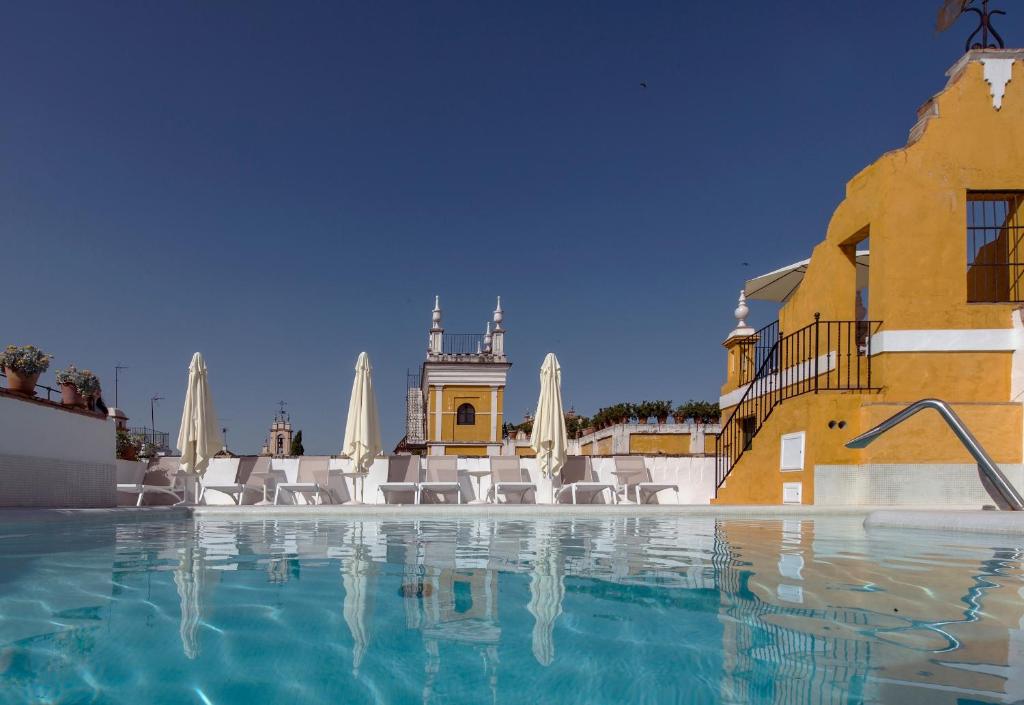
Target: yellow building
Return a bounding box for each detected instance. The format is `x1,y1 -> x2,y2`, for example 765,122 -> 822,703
407,297 -> 510,456
715,48 -> 1024,506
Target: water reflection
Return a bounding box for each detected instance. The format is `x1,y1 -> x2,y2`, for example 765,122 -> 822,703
1,516 -> 1023,704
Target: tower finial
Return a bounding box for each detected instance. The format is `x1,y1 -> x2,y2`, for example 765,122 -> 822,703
432,295 -> 442,330
493,296 -> 504,330
484,321 -> 493,353
728,290 -> 754,338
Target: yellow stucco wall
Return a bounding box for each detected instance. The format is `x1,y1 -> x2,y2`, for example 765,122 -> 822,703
581,442 -> 593,456
780,59 -> 1023,334
629,433 -> 691,455
714,392 -> 1022,505
718,56 -> 1024,505
515,446 -> 537,457
426,384 -> 504,444
443,445 -> 488,457
595,437 -> 612,455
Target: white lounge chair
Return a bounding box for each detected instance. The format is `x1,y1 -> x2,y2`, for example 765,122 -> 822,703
239,456 -> 273,504
198,458 -> 253,505
419,456 -> 462,504
378,455 -> 421,504
487,456 -> 536,504
273,456 -> 333,505
116,461 -> 183,506
612,456 -> 679,504
554,456 -> 617,504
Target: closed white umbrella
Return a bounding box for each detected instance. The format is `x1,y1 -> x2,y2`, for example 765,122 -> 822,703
342,352 -> 382,504
530,353 -> 567,478
176,352 -> 222,504
174,544 -> 203,660
341,541 -> 372,675
527,533 -> 564,666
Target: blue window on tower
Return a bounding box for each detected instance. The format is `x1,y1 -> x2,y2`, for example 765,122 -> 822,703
457,403 -> 475,425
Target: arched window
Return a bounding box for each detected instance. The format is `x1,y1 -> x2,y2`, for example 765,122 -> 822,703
456,403 -> 476,425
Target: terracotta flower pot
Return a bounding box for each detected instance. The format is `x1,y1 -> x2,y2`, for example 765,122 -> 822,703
672,415 -> 686,424
5,368 -> 39,396
637,417 -> 648,424
60,383 -> 86,408
657,415 -> 669,424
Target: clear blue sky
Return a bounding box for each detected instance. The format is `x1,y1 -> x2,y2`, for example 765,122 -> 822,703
2,2 -> 1018,454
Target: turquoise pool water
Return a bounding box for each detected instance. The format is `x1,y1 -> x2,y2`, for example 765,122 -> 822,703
1,514 -> 1022,704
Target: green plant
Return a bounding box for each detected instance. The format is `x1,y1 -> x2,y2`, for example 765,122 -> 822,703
634,400 -> 657,422
0,345 -> 51,375
116,429 -> 142,460
651,400 -> 673,419
55,364 -> 100,396
290,430 -> 305,456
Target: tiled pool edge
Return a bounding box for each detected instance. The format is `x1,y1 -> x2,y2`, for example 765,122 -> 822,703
8,506 -> 1024,536
865,509 -> 1024,535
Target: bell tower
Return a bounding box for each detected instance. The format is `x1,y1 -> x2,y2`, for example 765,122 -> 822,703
260,402 -> 294,456
416,297 -> 511,456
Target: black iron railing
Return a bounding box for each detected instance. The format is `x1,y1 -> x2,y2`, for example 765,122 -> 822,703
737,320 -> 781,386
130,426 -> 170,450
442,333 -> 487,355
715,315 -> 881,492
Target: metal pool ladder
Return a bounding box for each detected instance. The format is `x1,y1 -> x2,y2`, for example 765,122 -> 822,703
845,398 -> 1024,511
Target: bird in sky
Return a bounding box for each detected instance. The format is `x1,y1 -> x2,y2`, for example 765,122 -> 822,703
640,81 -> 647,88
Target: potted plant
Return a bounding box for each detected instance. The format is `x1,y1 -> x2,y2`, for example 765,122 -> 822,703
673,401 -> 691,424
56,364 -> 84,407
1,344 -> 52,396
55,365 -> 100,408
652,400 -> 673,424
635,401 -> 655,424
617,403 -> 633,425
116,429 -> 142,461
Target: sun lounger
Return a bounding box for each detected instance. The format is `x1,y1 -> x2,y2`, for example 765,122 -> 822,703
487,456 -> 536,504
378,455 -> 421,504
612,456 -> 679,504
133,456 -> 189,506
273,456 -> 333,505
240,456 -> 273,504
116,461 -> 183,506
419,456 -> 462,504
554,456 -> 617,504
200,457 -> 263,504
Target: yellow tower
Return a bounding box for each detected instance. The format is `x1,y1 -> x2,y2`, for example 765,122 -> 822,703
418,296 -> 510,456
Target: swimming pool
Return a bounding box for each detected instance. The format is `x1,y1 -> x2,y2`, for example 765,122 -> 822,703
1,513 -> 1021,704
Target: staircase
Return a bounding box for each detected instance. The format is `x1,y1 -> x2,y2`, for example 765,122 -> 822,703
714,314 -> 881,493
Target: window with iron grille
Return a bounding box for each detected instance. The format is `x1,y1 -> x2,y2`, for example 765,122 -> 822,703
456,403 -> 475,425
967,191 -> 1024,303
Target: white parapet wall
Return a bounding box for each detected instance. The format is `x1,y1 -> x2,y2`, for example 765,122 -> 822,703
0,393 -> 116,507
248,454 -> 718,506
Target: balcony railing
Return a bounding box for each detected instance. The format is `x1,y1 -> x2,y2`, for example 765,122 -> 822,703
442,333 -> 487,355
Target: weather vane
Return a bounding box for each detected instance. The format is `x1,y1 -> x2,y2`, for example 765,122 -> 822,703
937,0 -> 1009,51
277,400 -> 288,420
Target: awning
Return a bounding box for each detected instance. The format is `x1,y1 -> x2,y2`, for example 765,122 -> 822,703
745,251 -> 869,303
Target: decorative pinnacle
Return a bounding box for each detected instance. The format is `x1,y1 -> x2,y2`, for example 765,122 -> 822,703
493,296 -> 504,330
431,295 -> 442,329
734,290 -> 751,330
484,322 -> 493,352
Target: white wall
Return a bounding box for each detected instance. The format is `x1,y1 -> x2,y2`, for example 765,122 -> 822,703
0,393 -> 116,507
321,455 -> 716,505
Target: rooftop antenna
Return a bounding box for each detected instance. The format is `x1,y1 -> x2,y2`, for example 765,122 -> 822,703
114,364 -> 129,407
277,400 -> 288,421
936,0 -> 1008,51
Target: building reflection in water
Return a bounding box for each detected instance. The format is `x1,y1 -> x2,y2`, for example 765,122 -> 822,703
5,515 -> 1024,704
